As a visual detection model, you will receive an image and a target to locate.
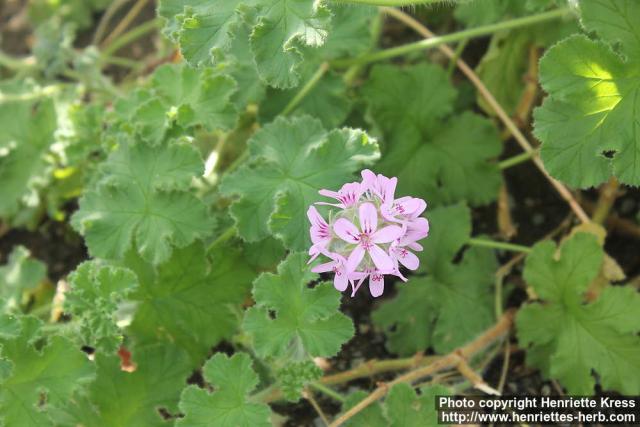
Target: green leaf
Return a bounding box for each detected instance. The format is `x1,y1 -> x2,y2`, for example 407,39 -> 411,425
0,246 -> 47,313
0,316 -> 95,427
62,344 -> 192,427
373,204 -> 496,355
243,252 -> 354,359
115,64 -> 238,144
259,5 -> 378,127
159,0 -> 332,88
177,352 -> 272,427
65,261 -> 138,352
516,232 -> 640,394
363,64 -> 502,206
277,360 -> 323,402
342,391 -> 387,427
0,96 -> 56,220
71,139 -> 214,265
385,384 -> 450,427
534,0 -> 640,187
126,243 -> 255,363
220,115 -> 379,250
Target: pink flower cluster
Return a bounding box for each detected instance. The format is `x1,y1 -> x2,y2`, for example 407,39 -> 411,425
308,170 -> 429,298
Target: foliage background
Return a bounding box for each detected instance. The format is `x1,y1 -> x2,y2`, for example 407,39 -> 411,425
1,0 -> 639,425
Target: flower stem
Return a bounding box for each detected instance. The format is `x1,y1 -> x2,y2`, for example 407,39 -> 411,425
310,382 -> 346,403
101,18 -> 161,59
208,226 -> 237,252
282,62 -> 330,116
498,149 -> 538,170
468,238 -> 532,254
331,8 -> 570,68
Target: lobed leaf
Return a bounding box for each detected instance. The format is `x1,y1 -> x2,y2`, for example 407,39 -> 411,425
373,204 -> 496,355
177,352 -> 272,427
516,233 -> 640,394
65,261 -> 138,352
220,115 -> 379,250
243,252 -> 354,359
72,139 -> 214,265
363,63 -> 502,206
534,0 -> 640,187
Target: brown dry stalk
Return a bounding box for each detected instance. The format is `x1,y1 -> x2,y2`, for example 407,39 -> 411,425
329,310 -> 515,427
380,7 -> 591,224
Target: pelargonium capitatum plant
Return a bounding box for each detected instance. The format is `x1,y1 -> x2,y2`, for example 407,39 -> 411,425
308,169 -> 429,298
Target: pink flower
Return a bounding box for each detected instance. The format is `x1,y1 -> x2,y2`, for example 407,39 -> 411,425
308,170 -> 429,298
307,206 -> 330,261
312,254 -> 351,292
333,203 -> 403,273
317,182 -> 363,209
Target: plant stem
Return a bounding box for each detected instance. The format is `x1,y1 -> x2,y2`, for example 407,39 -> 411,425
332,8 -> 569,68
101,0 -> 150,48
381,7 -> 590,225
468,238 -> 532,254
447,39 -> 468,77
321,354 -> 438,386
282,62 -> 330,116
329,311 -> 515,426
310,382 -> 346,403
208,226 -> 237,252
101,18 -> 161,58
498,149 -> 538,169
93,0 -> 130,45
331,0 -> 442,5
0,51 -> 36,71
592,178 -> 619,224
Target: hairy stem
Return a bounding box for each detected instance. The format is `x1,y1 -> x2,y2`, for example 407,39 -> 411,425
101,0 -> 150,48
332,8 -> 569,68
329,311 -> 515,426
592,178 -> 619,225
468,238 -> 532,254
380,7 -> 590,224
282,62 -> 330,116
101,18 -> 161,58
498,149 -> 538,170
310,382 -> 346,403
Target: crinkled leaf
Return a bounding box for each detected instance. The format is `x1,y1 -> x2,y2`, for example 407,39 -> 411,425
243,252 -> 354,359
220,115 -> 379,250
0,246 -> 46,314
116,64 -> 237,144
71,140 -> 214,265
125,243 -> 255,363
0,96 -> 56,220
534,0 -> 640,187
516,232 -> 640,394
160,0 -> 332,88
0,316 -> 95,427
65,261 -> 138,352
259,6 -> 377,127
363,64 -> 501,205
277,360 -> 323,402
61,344 -> 191,427
177,352 -> 272,427
373,204 -> 496,355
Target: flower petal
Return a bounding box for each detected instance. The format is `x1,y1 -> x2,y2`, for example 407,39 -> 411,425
333,218 -> 360,243
333,269 -> 348,291
397,248 -> 419,270
359,202 -> 378,234
369,273 -> 384,297
372,225 -> 404,244
307,205 -> 327,227
311,260 -> 334,273
347,245 -> 366,272
368,244 -> 394,271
